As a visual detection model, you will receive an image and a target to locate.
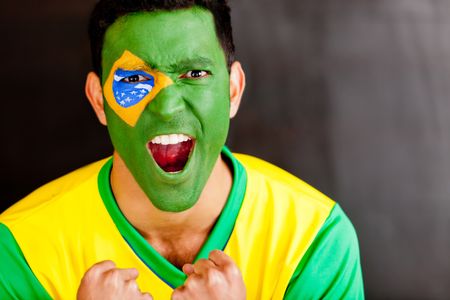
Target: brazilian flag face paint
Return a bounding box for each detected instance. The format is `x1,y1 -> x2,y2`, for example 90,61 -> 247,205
101,8 -> 231,212
103,51 -> 173,127
114,69 -> 154,107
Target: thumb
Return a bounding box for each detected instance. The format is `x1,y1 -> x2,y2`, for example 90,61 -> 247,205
208,250 -> 233,267
182,263 -> 194,275
117,268 -> 139,281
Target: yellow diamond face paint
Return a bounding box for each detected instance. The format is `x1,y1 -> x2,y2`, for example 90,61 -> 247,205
103,50 -> 173,127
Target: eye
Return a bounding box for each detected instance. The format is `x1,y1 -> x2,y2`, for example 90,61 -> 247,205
121,74 -> 150,83
181,70 -> 209,79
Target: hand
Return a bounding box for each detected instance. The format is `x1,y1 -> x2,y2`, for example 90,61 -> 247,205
77,260 -> 153,300
171,250 -> 246,300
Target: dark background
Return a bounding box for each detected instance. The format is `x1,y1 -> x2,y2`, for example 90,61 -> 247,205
1,0 -> 450,299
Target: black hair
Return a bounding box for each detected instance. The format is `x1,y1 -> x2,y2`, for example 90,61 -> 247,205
88,0 -> 235,76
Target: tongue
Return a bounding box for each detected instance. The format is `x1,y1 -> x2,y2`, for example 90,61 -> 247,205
148,139 -> 194,173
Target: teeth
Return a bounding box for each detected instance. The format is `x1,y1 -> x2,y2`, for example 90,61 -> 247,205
169,134 -> 178,144
153,136 -> 161,144
151,134 -> 191,145
161,135 -> 170,145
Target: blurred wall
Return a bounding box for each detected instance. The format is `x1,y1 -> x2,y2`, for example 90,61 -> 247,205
1,0 -> 450,299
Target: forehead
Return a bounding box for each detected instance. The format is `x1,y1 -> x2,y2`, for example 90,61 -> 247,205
102,7 -> 225,75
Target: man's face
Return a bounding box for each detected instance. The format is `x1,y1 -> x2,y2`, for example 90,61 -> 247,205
101,7 -> 231,212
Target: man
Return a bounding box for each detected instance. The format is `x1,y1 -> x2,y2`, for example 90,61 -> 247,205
0,0 -> 364,299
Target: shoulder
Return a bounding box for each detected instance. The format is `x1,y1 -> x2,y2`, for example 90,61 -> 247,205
0,158 -> 111,299
0,223 -> 52,299
231,153 -> 364,298
234,152 -> 334,211
303,204 -> 361,270
0,158 -> 110,224
284,204 -> 365,299
232,152 -> 336,244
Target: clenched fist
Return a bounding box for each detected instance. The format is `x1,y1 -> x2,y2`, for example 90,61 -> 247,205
77,260 -> 153,300
172,250 -> 246,300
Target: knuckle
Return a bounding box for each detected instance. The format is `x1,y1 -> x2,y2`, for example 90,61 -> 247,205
127,280 -> 139,291
86,260 -> 116,277
104,269 -> 122,285
81,270 -> 92,281
101,260 -> 116,267
85,266 -> 98,277
184,275 -> 202,291
206,269 -> 223,287
127,268 -> 139,279
92,260 -> 115,272
224,264 -> 239,276
171,289 -> 183,300
83,264 -> 104,281
184,274 -> 198,286
209,249 -> 222,258
192,259 -> 206,273
196,258 -> 209,266
206,267 -> 219,277
108,269 -> 120,278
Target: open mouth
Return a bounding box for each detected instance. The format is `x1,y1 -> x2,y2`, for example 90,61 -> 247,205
147,134 -> 194,173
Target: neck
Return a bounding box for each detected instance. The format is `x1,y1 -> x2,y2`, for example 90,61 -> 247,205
109,151 -> 233,241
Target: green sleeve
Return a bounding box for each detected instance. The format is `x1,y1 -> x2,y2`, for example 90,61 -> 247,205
0,223 -> 52,300
284,204 -> 365,300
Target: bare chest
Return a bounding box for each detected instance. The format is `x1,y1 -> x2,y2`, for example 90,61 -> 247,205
147,236 -> 206,269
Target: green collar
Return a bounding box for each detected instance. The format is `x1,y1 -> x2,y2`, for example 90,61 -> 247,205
98,146 -> 247,288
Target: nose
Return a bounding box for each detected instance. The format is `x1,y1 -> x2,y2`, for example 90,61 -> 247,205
148,85 -> 185,121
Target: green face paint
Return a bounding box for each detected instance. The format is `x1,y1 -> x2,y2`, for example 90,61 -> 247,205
102,7 -> 231,212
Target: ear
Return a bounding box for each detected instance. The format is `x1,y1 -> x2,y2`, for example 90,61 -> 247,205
85,71 -> 107,126
229,61 -> 246,118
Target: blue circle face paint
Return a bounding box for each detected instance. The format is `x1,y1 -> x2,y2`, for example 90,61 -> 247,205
113,69 -> 155,108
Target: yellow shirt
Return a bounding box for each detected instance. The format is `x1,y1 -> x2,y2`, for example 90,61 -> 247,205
0,148 -> 364,299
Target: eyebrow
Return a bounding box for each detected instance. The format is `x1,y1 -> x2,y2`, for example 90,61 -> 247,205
122,63 -> 151,71
167,56 -> 215,71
